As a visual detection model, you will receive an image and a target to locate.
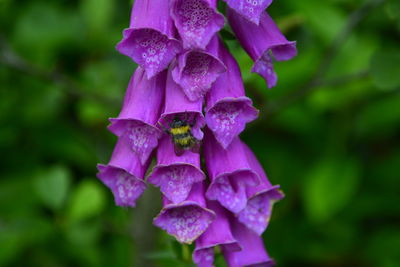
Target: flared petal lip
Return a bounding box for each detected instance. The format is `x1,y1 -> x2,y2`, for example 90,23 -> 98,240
250,184 -> 285,201
153,201 -> 216,244
108,117 -> 162,137
116,27 -> 182,79
210,168 -> 261,188
146,162 -> 206,183
174,49 -> 227,79
205,96 -> 259,115
194,240 -> 241,253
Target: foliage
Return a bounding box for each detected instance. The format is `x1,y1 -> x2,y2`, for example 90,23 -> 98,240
0,0 -> 399,266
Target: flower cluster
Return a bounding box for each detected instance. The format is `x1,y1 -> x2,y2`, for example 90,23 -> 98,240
97,0 -> 296,266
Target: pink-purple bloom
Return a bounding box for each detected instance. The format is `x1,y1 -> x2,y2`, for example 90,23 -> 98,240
171,36 -> 226,101
97,136 -> 148,207
238,142 -> 284,235
204,130 -> 259,213
108,67 -> 164,165
223,219 -> 275,267
147,135 -> 205,204
153,182 -> 215,244
116,0 -> 182,78
223,0 -> 273,25
98,2 -> 296,265
193,201 -> 240,267
170,0 -> 224,49
227,8 -> 297,88
205,40 -> 259,148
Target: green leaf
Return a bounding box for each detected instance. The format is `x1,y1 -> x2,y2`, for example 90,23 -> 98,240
370,50 -> 400,90
303,157 -> 360,223
33,165 -> 71,211
67,180 -> 106,223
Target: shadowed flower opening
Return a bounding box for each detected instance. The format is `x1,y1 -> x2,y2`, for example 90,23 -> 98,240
171,0 -> 224,49
117,29 -> 181,78
154,203 -> 215,244
172,50 -> 226,101
148,164 -> 205,204
206,99 -> 258,148
97,165 -> 146,207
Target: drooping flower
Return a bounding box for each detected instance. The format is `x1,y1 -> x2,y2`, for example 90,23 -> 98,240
159,68 -> 205,141
171,35 -> 226,101
193,201 -> 241,267
153,182 -> 215,244
116,0 -> 182,78
227,8 -> 297,88
204,129 -> 259,213
97,136 -> 148,207
108,67 -> 165,165
238,143 -> 284,235
222,0 -> 273,25
170,0 -> 224,49
205,40 -> 258,148
147,135 -> 205,204
223,219 -> 275,267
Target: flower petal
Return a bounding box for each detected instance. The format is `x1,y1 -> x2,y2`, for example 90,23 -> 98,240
223,0 -> 273,25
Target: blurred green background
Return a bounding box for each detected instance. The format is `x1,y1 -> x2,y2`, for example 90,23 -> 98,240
1,0 -> 399,266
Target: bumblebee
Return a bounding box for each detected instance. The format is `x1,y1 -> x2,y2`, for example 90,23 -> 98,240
161,114 -> 200,155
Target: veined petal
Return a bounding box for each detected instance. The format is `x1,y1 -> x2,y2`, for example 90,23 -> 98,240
193,201 -> 241,267
206,42 -> 258,148
237,143 -> 284,235
223,0 -> 273,25
172,36 -> 226,101
223,219 -> 275,267
153,182 -> 215,244
204,130 -> 259,213
96,137 -> 149,207
171,0 -> 224,49
227,8 -> 297,88
159,69 -> 205,140
108,68 -> 164,164
147,136 -> 205,203
116,0 -> 182,78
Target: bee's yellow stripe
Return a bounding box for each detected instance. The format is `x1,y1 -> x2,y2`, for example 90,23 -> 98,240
170,125 -> 190,135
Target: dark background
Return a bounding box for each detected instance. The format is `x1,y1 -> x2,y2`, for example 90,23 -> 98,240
1,0 -> 399,266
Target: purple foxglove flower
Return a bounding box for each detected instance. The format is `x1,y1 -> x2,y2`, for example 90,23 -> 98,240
171,36 -> 226,101
147,135 -> 205,204
204,130 -> 259,213
170,0 -> 224,49
153,182 -> 215,244
108,67 -> 165,165
205,41 -> 258,148
223,219 -> 275,267
238,143 -> 284,235
193,201 -> 241,267
159,69 -> 205,140
222,0 -> 273,25
97,136 -> 149,207
116,0 -> 182,79
227,8 -> 297,88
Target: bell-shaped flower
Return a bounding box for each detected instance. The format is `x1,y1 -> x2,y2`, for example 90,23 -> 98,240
108,67 -> 165,165
116,0 -> 182,78
172,36 -> 226,101
223,219 -> 275,267
222,0 -> 273,25
147,135 -> 205,204
170,0 -> 224,49
193,201 -> 241,267
238,143 -> 284,235
96,136 -> 149,207
159,69 -> 205,141
204,130 -> 259,213
205,41 -> 258,148
227,8 -> 297,88
153,182 -> 215,244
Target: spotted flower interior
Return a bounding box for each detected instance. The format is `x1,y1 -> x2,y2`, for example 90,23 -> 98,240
97,0 -> 296,265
